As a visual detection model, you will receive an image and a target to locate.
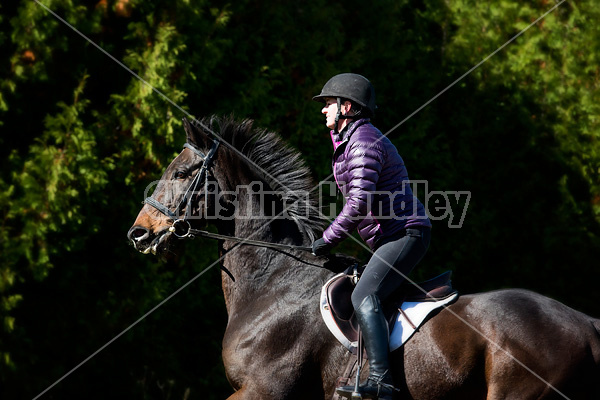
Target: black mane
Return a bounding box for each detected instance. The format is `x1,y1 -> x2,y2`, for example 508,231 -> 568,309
196,115 -> 327,242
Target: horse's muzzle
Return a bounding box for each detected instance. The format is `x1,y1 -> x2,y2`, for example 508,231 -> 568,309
128,226 -> 149,243
127,225 -> 172,255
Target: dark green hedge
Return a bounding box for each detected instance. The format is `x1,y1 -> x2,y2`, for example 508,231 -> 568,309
1,1 -> 599,398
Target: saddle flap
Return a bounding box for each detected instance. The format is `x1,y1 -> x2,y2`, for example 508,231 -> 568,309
326,274 -> 355,321
322,275 -> 360,351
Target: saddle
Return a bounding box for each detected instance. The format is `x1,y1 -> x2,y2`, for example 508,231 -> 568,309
320,270 -> 458,355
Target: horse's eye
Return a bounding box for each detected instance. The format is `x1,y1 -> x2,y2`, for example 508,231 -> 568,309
174,171 -> 187,179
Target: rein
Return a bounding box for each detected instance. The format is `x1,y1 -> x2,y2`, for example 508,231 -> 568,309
143,133 -> 313,254
179,227 -> 312,252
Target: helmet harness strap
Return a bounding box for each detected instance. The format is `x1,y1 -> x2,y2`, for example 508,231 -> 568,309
334,97 -> 361,136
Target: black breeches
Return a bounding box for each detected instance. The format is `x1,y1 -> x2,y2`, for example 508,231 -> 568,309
351,227 -> 431,310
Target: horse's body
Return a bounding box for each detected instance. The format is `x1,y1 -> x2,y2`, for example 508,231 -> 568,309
129,116 -> 600,399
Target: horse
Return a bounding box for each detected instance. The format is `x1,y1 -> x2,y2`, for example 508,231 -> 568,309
128,116 -> 600,399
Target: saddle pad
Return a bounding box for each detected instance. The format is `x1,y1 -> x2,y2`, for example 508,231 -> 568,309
389,293 -> 458,351
320,273 -> 459,354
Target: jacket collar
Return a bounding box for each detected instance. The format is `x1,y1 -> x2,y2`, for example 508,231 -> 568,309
330,118 -> 371,150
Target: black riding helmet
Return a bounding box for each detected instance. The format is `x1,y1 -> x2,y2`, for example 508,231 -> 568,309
313,73 -> 376,134
313,73 -> 377,116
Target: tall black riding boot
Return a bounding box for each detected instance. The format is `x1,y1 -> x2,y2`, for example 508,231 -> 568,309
336,294 -> 397,400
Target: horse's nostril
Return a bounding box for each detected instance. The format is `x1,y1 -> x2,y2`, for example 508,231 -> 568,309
128,226 -> 149,242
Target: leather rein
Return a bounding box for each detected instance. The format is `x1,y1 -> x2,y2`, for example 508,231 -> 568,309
143,136 -> 312,253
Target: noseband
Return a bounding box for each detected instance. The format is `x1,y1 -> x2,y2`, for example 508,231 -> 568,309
144,138 -> 221,238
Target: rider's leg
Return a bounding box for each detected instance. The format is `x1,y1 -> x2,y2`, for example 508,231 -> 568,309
336,227 -> 430,399
353,228 -> 431,305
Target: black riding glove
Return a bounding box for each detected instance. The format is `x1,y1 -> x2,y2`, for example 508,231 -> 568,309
312,238 -> 333,256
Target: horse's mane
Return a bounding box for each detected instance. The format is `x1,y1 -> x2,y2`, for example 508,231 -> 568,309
198,115 -> 327,242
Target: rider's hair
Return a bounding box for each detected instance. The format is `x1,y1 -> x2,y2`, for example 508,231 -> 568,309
344,99 -> 371,118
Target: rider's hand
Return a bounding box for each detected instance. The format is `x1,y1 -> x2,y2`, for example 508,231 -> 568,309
311,238 -> 333,256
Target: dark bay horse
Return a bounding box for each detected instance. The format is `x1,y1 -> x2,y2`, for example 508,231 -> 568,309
128,116 -> 600,399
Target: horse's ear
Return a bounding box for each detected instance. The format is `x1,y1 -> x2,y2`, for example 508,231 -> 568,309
182,117 -> 211,148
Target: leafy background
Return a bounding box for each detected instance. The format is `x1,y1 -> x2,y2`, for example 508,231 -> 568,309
1,0 -> 599,398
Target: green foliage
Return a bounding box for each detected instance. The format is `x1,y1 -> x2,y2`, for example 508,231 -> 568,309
1,0 -> 599,398
0,75 -> 104,374
3,75 -> 104,276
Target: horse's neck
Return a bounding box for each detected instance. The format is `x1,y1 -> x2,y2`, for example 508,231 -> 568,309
218,214 -> 324,317
219,241 -> 324,316
214,170 -> 310,311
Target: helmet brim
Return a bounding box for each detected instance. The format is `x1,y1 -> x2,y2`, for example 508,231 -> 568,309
312,93 -> 367,107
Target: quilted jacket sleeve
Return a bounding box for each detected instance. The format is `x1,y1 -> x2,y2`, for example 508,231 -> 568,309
323,137 -> 385,246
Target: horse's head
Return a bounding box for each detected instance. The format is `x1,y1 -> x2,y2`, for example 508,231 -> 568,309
129,115 -> 326,258
127,118 -> 219,255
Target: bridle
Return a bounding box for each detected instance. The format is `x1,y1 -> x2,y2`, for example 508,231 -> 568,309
143,133 -> 312,253
144,138 -> 221,238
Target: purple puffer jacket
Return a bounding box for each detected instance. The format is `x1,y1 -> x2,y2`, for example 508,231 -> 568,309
323,119 -> 431,250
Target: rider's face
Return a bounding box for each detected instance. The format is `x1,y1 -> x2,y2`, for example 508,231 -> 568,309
321,98 -> 352,131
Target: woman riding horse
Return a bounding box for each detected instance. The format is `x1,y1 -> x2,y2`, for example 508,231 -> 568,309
129,112 -> 600,399
311,73 -> 432,399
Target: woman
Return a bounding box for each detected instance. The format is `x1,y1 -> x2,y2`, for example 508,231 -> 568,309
312,73 -> 432,399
